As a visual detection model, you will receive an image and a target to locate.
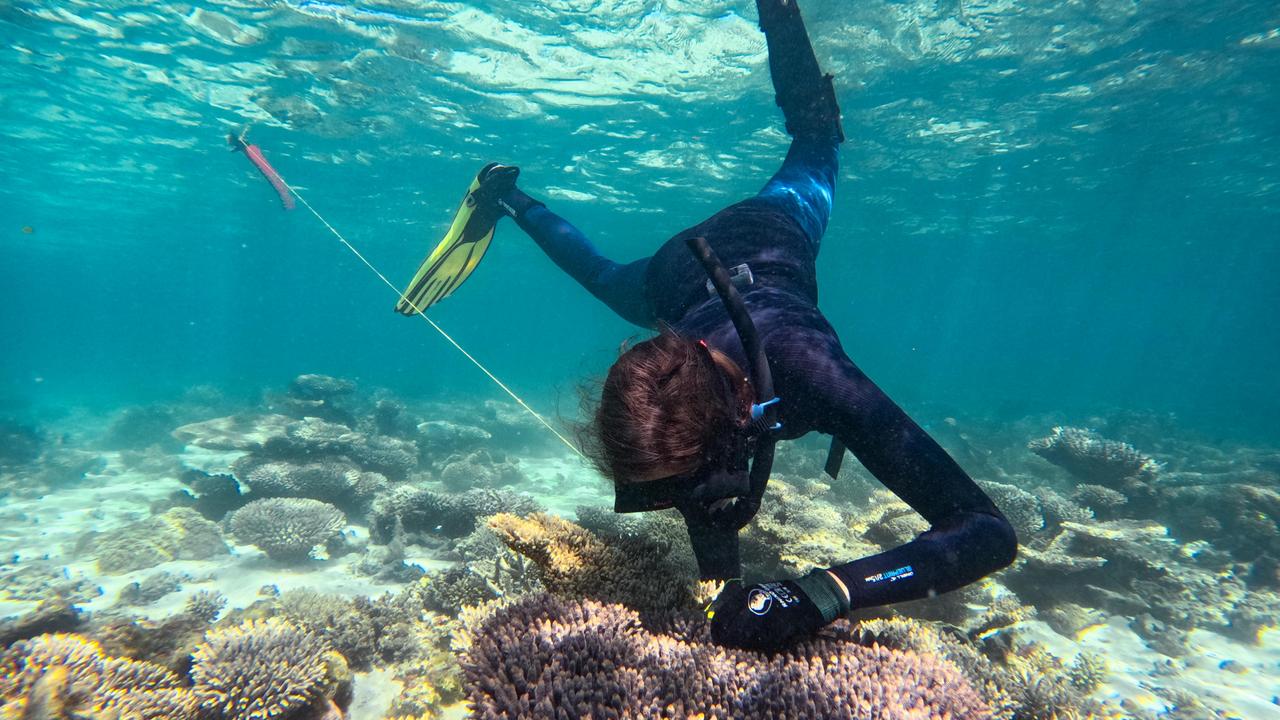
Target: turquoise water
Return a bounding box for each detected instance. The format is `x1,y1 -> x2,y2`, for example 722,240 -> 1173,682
2,0 -> 1277,440
3,3 -> 1280,718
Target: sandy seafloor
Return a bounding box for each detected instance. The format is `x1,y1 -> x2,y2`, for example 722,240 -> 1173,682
1,412 -> 1277,719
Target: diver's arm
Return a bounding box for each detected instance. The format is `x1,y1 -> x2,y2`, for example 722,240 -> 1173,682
709,332 -> 1017,651
779,334 -> 1018,608
500,187 -> 655,328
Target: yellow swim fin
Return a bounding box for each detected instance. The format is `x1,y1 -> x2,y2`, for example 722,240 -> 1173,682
395,163 -> 514,315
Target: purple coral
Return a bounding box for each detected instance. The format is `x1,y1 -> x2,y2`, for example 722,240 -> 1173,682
463,594 -> 991,719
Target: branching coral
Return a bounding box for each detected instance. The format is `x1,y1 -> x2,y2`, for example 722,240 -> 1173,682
274,589 -> 380,671
0,633 -> 197,720
229,498 -> 345,563
1072,484 -> 1128,519
463,593 -> 993,719
189,618 -> 336,720
486,512 -> 693,611
452,526 -> 543,601
849,615 -> 1113,720
186,589 -> 228,624
980,481 -> 1045,537
1028,427 -> 1160,486
745,478 -> 882,576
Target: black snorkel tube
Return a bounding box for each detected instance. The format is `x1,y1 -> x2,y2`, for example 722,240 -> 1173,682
612,237 -> 779,579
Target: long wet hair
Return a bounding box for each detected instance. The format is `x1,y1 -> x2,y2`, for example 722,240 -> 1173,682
580,329 -> 752,485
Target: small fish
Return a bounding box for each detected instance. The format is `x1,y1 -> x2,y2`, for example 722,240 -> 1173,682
21,225 -> 33,234
434,524 -> 443,532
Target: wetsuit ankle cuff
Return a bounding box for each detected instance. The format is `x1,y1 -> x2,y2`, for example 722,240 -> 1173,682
498,187 -> 544,220
795,570 -> 850,623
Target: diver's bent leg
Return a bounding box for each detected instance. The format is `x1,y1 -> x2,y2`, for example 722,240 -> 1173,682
757,0 -> 843,143
756,136 -> 838,248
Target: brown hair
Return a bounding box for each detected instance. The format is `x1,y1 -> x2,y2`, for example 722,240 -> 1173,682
580,330 -> 752,485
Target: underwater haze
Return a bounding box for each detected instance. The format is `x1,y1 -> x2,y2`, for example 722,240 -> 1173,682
3,1 -> 1280,719
1,0 -> 1277,438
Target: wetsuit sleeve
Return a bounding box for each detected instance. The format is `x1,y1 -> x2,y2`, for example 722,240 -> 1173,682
508,201 -> 655,329
774,330 -> 1018,610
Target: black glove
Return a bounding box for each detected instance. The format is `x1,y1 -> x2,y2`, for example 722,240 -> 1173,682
471,163 -> 542,220
708,571 -> 850,652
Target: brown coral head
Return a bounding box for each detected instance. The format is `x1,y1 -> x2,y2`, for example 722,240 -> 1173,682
190,618 -> 334,720
2,633 -> 194,719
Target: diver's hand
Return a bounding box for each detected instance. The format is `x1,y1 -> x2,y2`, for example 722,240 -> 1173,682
708,576 -> 832,651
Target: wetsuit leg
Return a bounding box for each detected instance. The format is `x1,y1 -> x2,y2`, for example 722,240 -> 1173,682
508,198 -> 655,329
755,138 -> 838,251
752,0 -> 842,251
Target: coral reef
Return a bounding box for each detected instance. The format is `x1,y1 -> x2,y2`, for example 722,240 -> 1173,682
1006,518 -> 1280,648
0,633 -> 196,720
745,477 -> 885,576
438,449 -> 526,492
273,373 -> 359,426
290,374 -> 356,402
0,559 -> 100,605
116,571 -> 186,607
176,409 -> 418,480
190,618 -> 347,720
451,526 -> 543,602
22,449 -> 107,491
78,507 -> 228,574
273,589 -> 382,671
369,486 -> 540,542
186,590 -> 228,624
850,616 -> 1112,719
463,593 -> 992,719
1071,483 -> 1129,520
1028,426 -> 1160,486
1160,483 -> 1280,560
487,512 -> 694,611
980,480 -> 1045,537
416,419 -> 491,460
1033,487 -> 1095,531
260,417 -> 418,480
229,498 -> 346,563
232,455 -> 386,512
0,598 -> 83,648
175,468 -> 247,521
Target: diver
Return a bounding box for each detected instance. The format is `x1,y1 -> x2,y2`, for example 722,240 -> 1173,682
401,0 -> 1018,651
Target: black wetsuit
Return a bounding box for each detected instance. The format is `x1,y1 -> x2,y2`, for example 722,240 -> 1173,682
500,2 -> 1017,614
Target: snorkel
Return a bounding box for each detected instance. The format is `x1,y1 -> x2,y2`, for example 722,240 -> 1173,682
613,236 -> 780,580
